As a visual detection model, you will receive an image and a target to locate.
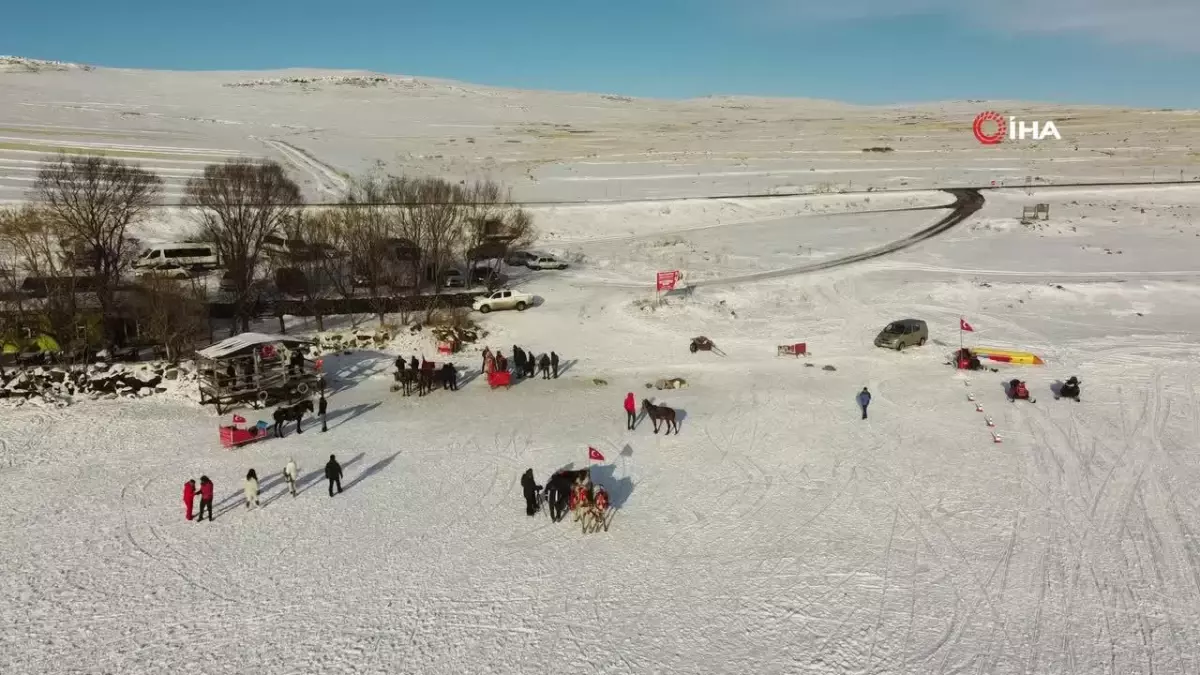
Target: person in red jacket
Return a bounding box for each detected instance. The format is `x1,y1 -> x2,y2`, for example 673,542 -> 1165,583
624,392 -> 637,430
196,475 -> 214,521
183,479 -> 197,521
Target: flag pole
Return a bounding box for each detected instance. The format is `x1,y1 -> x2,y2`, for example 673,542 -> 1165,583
959,316 -> 963,350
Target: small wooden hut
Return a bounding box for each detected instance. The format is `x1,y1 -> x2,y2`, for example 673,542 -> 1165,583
196,332 -> 316,413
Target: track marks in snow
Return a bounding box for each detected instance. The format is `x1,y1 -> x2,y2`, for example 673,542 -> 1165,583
259,137 -> 348,195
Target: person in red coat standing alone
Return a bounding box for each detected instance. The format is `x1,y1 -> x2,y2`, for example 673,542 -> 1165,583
196,476 -> 214,522
624,392 -> 637,430
183,479 -> 197,521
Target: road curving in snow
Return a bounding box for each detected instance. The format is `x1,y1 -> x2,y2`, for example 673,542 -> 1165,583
688,187 -> 983,288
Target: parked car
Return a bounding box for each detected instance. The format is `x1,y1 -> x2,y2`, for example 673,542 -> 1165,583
472,289 -> 533,313
526,255 -> 568,270
874,319 -> 928,350
505,250 -> 537,267
442,269 -> 466,288
135,266 -> 192,280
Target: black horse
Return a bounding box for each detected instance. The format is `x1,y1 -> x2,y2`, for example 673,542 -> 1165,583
395,368 -> 418,396
416,364 -> 437,396
273,399 -> 314,437
546,469 -> 590,522
642,399 -> 679,434
440,363 -> 458,390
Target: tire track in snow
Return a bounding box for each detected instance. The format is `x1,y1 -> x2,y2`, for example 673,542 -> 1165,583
259,137 -> 348,196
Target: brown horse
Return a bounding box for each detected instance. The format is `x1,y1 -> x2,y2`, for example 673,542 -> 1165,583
642,399 -> 678,434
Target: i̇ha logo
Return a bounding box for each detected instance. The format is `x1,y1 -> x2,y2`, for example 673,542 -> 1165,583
973,111 -> 1061,144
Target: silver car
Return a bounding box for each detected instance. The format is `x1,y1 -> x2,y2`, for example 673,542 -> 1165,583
874,319 -> 928,350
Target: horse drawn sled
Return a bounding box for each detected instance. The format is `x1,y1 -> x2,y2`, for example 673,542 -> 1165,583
537,468 -> 612,533
690,336 -> 725,355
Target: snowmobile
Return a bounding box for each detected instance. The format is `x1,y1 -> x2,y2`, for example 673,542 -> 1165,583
1056,376 -> 1080,401
1008,378 -> 1035,403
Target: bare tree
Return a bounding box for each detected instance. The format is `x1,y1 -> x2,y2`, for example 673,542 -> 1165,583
33,154 -> 162,343
134,274 -> 207,362
459,180 -> 535,286
0,205 -> 82,358
270,209 -> 345,332
183,159 -> 301,334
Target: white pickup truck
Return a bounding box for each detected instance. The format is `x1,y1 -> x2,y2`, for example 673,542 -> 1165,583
472,289 -> 534,313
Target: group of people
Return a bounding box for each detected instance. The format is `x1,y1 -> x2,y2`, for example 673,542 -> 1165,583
483,346 -> 560,380
182,454 -> 346,521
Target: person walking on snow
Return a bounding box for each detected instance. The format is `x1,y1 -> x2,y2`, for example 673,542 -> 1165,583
197,476 -> 214,521
319,393 -> 328,432
325,454 -> 343,497
538,353 -> 551,379
183,479 -> 197,521
857,387 -> 871,420
283,458 -> 299,497
550,351 -> 559,378
244,469 -> 260,509
624,392 -> 637,430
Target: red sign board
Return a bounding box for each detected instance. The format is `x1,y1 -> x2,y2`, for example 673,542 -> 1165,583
656,271 -> 679,291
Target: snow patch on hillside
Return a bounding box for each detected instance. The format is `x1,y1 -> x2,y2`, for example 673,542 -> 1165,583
0,56 -> 92,73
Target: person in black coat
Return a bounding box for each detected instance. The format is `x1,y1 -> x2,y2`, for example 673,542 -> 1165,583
550,351 -> 559,378
318,393 -> 328,432
538,353 -> 551,379
409,356 -> 419,372
513,347 -> 526,379
442,363 -> 458,390
325,454 -> 343,497
520,468 -> 541,516
525,352 -> 536,378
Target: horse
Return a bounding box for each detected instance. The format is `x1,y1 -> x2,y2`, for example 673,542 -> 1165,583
439,363 -> 458,391
395,368 -> 418,396
642,399 -> 678,434
546,469 -> 590,522
273,399 -> 314,436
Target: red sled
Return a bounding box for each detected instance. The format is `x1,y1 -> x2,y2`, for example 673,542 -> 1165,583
487,370 -> 512,389
219,423 -> 269,449
776,342 -> 807,357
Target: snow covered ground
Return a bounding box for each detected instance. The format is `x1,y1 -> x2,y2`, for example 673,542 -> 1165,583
6,58 -> 1200,674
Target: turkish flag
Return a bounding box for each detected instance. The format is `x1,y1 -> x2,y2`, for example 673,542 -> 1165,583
588,447 -> 605,462
232,414 -> 247,424
960,318 -> 974,332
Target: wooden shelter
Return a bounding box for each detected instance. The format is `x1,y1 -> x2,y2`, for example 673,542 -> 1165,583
195,332 -> 317,413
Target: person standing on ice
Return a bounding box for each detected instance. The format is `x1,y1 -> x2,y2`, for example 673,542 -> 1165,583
550,351 -> 559,378
318,393 -> 328,432
183,479 -> 197,521
513,346 -> 526,380
520,468 -> 541,516
325,454 -> 343,497
857,387 -> 871,420
624,392 -> 637,430
244,469 -> 260,509
197,476 -> 214,521
283,458 -> 299,497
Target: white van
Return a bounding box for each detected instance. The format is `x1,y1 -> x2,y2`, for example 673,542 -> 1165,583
134,243 -> 219,272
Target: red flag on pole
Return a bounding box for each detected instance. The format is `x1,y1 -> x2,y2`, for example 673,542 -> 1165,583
232,414 -> 247,424
588,447 -> 605,462
960,318 -> 974,332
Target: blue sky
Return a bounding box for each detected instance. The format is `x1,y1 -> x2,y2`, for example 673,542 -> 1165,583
2,0 -> 1196,107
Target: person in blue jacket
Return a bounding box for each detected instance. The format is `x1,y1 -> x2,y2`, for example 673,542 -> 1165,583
857,387 -> 871,419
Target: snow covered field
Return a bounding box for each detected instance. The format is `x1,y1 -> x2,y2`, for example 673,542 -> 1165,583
6,58 -> 1200,674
